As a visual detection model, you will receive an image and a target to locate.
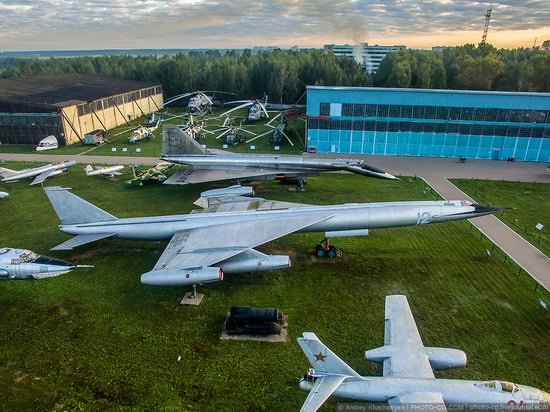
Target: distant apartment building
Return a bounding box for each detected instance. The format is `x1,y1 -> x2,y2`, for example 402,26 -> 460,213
323,43 -> 406,73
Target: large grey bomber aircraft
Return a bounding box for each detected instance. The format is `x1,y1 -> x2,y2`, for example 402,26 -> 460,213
161,125 -> 396,188
297,295 -> 550,411
44,185 -> 499,291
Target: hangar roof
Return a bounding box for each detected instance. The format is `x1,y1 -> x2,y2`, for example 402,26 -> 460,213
0,74 -> 160,107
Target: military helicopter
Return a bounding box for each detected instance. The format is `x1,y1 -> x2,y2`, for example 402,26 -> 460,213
221,95 -> 270,122
0,247 -> 91,280
125,161 -> 174,186
210,116 -> 256,146
180,114 -> 206,141
128,119 -> 160,144
271,112 -> 293,145
164,91 -> 236,114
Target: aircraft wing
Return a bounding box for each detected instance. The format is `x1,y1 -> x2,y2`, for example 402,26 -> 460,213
152,214 -> 334,271
300,376 -> 347,412
164,166 -> 318,185
105,171 -> 122,177
30,168 -> 56,185
380,295 -> 435,378
388,392 -> 447,411
194,196 -> 310,213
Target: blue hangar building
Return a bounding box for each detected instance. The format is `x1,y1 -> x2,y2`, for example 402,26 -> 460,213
306,86 -> 550,162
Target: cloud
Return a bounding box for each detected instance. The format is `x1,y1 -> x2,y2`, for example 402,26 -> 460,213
0,0 -> 548,50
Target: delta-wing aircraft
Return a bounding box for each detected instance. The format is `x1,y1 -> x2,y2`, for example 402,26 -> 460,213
44,185 -> 500,293
161,125 -> 396,188
0,160 -> 76,186
297,295 -> 550,411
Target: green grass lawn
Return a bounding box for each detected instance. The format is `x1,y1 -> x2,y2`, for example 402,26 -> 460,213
1,169 -> 549,410
452,179 -> 550,258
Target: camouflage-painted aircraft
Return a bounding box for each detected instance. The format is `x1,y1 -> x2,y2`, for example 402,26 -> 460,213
125,162 -> 174,186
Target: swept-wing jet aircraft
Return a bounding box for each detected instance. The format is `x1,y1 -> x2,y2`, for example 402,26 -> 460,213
43,185 -> 500,293
297,295 -> 550,411
161,125 -> 396,188
0,160 -> 76,186
0,247 -> 90,280
84,165 -> 124,178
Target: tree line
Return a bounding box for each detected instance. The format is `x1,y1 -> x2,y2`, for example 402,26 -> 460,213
0,43 -> 548,104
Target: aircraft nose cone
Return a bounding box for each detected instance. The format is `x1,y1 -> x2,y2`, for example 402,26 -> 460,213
471,204 -> 504,216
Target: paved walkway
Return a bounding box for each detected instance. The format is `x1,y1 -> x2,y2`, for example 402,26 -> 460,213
0,153 -> 157,166
1,152 -> 549,183
424,176 -> 550,292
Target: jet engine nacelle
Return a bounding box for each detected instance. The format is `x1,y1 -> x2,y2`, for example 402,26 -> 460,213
140,267 -> 223,286
218,250 -> 290,274
424,347 -> 467,370
365,346 -> 467,371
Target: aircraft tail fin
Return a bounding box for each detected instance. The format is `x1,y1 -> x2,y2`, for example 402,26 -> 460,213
44,186 -> 117,225
0,166 -> 18,179
297,332 -> 360,377
162,124 -> 206,156
84,165 -> 93,175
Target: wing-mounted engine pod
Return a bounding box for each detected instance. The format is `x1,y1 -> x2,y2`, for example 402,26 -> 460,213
424,347 -> 467,370
141,267 -> 223,286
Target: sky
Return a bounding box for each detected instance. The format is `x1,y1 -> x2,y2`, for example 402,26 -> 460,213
0,0 -> 549,51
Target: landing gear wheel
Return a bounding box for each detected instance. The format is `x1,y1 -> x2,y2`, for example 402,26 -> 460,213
327,246 -> 338,258
314,245 -> 326,257
296,178 -> 305,192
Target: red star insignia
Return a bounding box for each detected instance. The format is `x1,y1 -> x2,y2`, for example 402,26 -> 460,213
314,352 -> 327,362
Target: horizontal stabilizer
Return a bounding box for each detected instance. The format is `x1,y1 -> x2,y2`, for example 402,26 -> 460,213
0,167 -> 18,179
51,233 -> 116,250
300,375 -> 346,412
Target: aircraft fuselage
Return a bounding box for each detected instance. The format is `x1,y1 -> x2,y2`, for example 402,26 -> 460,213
58,200 -> 496,240
162,154 -> 395,180
300,376 -> 549,406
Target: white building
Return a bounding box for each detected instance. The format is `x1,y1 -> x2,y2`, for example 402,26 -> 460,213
324,43 -> 406,74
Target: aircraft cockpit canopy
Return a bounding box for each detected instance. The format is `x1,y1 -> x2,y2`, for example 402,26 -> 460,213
479,381 -> 518,393
18,250 -> 39,263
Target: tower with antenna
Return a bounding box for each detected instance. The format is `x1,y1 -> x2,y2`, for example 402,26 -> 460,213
481,9 -> 492,44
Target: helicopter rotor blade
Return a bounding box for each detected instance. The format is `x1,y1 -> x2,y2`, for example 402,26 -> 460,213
280,130 -> 294,146
221,101 -> 254,116
164,91 -> 197,105
258,101 -> 270,119
245,129 -> 273,143
215,129 -> 233,139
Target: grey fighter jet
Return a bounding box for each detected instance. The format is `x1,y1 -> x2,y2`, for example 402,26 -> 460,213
0,247 -> 90,280
43,185 -> 500,292
0,160 -> 76,186
161,125 -> 396,188
297,295 -> 550,411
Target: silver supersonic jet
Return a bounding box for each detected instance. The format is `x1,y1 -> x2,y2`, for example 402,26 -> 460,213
44,185 -> 499,292
0,247 -> 89,280
297,295 -> 550,411
161,125 -> 396,188
0,160 -> 77,186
